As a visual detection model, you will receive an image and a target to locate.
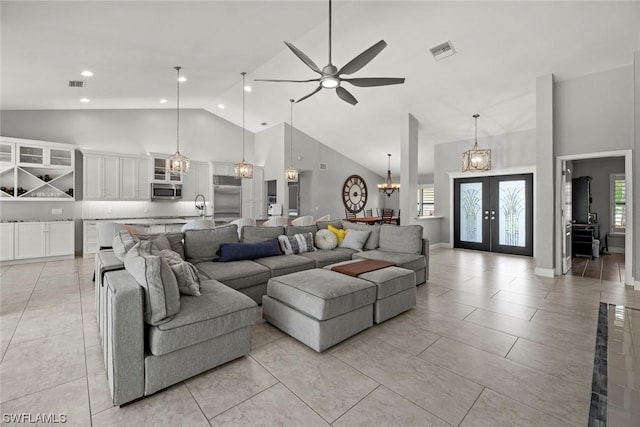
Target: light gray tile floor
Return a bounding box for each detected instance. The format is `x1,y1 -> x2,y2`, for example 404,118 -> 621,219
0,248 -> 638,426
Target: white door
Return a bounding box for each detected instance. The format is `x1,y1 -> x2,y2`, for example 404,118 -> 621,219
0,223 -> 14,261
561,160 -> 573,274
15,222 -> 45,259
46,222 -> 74,256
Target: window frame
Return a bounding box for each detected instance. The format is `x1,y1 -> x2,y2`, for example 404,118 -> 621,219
610,173 -> 626,235
417,185 -> 435,217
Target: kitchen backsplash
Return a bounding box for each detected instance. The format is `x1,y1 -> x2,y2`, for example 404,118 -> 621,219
82,201 -> 210,219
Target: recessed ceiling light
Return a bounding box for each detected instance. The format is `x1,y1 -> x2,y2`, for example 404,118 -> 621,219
160,99 -> 168,104
80,98 -> 90,103
178,76 -> 187,82
261,122 -> 268,126
244,85 -> 252,92
81,70 -> 93,77
218,104 -> 225,109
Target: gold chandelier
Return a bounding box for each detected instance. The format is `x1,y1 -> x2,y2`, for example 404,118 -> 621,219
285,99 -> 299,183
235,72 -> 253,179
378,153 -> 400,197
168,66 -> 190,174
461,114 -> 491,172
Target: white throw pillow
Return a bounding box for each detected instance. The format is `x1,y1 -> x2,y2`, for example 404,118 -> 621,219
339,229 -> 371,251
314,229 -> 338,250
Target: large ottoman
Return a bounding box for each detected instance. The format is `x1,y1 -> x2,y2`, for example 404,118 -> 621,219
262,269 -> 377,352
326,260 -> 417,323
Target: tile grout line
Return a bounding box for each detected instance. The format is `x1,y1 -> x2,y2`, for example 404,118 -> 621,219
182,381 -> 211,425
456,386 -> 485,427
76,258 -> 95,427
588,302 -> 608,427
329,384 -> 381,426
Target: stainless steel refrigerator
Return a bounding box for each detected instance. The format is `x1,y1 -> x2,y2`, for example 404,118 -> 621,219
213,175 -> 242,222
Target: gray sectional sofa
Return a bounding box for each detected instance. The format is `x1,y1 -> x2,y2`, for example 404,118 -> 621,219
95,219 -> 429,406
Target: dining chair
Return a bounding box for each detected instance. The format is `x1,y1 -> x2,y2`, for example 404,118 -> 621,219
364,208 -> 373,217
345,209 -> 356,220
229,218 -> 257,237
181,219 -> 216,232
262,216 -> 288,227
290,215 -> 314,226
314,214 -> 331,223
381,208 -> 395,224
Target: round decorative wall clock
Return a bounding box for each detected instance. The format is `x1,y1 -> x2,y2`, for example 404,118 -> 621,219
342,174 -> 368,213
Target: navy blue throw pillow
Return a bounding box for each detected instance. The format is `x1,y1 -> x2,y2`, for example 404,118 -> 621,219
218,238 -> 282,262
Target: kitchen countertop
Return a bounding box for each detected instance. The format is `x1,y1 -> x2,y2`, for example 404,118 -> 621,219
84,217 -> 206,225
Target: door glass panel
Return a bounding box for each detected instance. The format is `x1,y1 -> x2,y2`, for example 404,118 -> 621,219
498,180 -> 526,247
460,182 -> 483,243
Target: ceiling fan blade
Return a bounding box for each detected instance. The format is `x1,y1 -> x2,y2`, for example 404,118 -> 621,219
284,42 -> 322,74
343,77 -> 405,87
255,78 -> 320,83
296,86 -> 322,103
337,40 -> 387,75
336,86 -> 358,105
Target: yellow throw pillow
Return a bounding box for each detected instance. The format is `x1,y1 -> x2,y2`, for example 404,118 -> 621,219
327,224 -> 347,244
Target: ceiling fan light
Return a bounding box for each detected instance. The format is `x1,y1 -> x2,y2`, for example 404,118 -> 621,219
321,77 -> 339,88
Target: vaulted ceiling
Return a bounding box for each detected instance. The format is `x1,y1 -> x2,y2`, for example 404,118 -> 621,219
2,1 -> 638,175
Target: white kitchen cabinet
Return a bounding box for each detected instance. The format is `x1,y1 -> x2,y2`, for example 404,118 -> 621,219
0,142 -> 15,165
84,153 -> 120,200
152,156 -> 182,184
83,221 -> 98,258
16,144 -> 73,168
0,223 -> 15,261
120,156 -> 151,200
14,221 -> 74,260
165,224 -> 184,233
182,161 -> 210,202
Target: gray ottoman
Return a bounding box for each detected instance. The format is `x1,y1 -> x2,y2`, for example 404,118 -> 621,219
262,269 -> 377,352
326,261 -> 416,323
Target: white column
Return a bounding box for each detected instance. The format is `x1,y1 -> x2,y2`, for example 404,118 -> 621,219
634,52 -> 640,288
400,114 -> 419,225
535,74 -> 555,276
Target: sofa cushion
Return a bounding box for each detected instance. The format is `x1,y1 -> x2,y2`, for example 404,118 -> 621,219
254,254 -> 315,277
352,250 -> 426,274
266,269 -> 376,320
378,224 -> 423,254
342,222 -> 381,250
160,249 -> 201,296
328,224 -> 347,244
184,225 -> 238,263
285,225 -> 318,236
340,229 -> 371,251
124,240 -> 180,325
314,229 -> 338,250
299,249 -> 353,268
194,260 -> 270,291
148,279 -> 257,356
219,239 -> 282,262
315,220 -> 343,230
241,225 -> 285,243
277,233 -> 316,255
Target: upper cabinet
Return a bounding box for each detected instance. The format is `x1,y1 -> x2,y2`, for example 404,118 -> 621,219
120,156 -> 151,201
152,155 -> 182,184
0,137 -> 75,201
181,161 -> 210,201
84,153 -> 120,200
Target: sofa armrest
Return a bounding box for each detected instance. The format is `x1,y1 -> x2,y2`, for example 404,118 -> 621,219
104,270 -> 145,406
422,238 -> 430,281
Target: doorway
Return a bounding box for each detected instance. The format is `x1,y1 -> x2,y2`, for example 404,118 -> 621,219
454,173 -> 533,256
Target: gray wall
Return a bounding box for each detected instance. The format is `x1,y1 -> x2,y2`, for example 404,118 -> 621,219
0,109 -> 254,163
433,129 -> 537,244
572,157 -> 625,250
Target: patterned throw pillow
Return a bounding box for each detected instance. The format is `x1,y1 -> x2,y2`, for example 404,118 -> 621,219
314,229 -> 338,250
277,232 -> 316,255
327,224 -> 347,244
160,249 -> 201,296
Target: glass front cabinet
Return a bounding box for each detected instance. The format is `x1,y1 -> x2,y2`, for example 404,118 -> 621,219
0,137 -> 75,201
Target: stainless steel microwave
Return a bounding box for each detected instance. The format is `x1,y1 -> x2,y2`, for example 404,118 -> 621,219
151,183 -> 182,201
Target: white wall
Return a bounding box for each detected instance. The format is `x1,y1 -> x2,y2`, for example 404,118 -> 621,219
433,129 -> 537,244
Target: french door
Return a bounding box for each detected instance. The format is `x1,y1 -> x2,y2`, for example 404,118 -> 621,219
454,174 -> 533,256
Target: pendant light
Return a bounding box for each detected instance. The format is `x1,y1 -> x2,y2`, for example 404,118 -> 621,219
461,114 -> 491,172
378,153 -> 400,197
234,72 -> 253,179
285,99 -> 299,183
168,66 -> 190,174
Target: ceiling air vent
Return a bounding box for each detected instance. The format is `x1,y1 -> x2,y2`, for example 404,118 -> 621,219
319,162 -> 328,171
68,80 -> 86,88
429,41 -> 456,61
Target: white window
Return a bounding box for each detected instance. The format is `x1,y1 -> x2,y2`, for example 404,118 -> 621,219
610,174 -> 626,235
417,186 -> 435,217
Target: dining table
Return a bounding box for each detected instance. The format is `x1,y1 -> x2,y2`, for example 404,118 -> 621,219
343,216 -> 399,225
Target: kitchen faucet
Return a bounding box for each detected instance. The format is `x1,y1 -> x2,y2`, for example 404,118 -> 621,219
195,194 -> 206,219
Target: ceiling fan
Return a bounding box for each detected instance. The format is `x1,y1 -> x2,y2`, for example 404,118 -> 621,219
255,0 -> 405,105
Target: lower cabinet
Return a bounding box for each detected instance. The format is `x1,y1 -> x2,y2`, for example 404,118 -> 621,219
13,221 -> 74,260
0,223 -> 15,261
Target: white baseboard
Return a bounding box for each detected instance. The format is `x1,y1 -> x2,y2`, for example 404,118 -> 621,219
534,267 -> 555,278
429,243 -> 450,250
607,246 -> 625,254
635,278 -> 640,291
